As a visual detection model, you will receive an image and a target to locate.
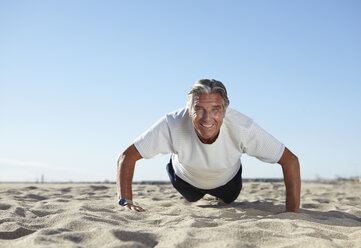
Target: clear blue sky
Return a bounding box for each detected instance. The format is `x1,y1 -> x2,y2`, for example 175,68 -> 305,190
1,0 -> 360,182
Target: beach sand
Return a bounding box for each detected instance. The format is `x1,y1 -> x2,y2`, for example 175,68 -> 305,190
0,181 -> 360,247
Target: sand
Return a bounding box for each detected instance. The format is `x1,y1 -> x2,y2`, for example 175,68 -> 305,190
0,181 -> 360,248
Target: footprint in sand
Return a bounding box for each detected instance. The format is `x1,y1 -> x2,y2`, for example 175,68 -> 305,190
24,194 -> 48,201
14,207 -> 26,217
0,227 -> 35,240
112,230 -> 158,247
0,204 -> 11,210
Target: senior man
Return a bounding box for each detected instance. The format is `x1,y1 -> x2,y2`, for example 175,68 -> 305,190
117,79 -> 300,213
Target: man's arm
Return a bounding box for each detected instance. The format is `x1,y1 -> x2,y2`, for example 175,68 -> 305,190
277,147 -> 301,213
117,144 -> 145,212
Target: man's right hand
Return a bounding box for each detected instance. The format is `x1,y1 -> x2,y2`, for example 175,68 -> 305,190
117,144 -> 144,212
123,203 -> 145,212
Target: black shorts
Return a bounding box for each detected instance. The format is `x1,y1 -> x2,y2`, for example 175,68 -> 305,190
166,158 -> 243,204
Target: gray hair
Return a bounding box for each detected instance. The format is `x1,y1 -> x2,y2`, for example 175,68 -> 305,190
186,79 -> 230,113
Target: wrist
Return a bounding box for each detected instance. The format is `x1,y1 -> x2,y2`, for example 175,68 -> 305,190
118,198 -> 133,206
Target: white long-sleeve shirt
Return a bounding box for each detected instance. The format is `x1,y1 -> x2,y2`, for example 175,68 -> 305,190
134,107 -> 285,189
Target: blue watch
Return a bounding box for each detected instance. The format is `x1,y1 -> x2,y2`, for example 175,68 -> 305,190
118,198 -> 133,206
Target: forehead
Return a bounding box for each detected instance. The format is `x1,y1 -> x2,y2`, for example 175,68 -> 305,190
194,93 -> 223,106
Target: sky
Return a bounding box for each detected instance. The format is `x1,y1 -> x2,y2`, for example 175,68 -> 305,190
1,0 -> 360,182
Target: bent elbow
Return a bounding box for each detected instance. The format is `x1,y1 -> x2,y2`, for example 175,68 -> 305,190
117,144 -> 142,169
279,147 -> 299,166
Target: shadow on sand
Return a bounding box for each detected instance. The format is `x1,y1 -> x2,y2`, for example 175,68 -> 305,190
198,200 -> 361,227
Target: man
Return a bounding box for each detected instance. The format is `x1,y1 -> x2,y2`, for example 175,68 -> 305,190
117,79 -> 301,213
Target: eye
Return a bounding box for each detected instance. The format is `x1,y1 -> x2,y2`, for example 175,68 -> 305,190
194,106 -> 203,112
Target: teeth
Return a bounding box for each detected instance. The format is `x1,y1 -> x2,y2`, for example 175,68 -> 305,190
201,124 -> 213,128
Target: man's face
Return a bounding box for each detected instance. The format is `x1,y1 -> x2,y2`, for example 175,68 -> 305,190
190,93 -> 226,144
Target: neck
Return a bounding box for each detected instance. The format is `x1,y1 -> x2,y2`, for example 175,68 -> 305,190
196,131 -> 220,144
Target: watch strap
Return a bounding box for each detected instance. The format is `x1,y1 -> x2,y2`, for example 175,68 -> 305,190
118,198 -> 133,206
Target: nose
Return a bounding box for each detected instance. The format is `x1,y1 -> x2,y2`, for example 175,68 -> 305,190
201,110 -> 210,121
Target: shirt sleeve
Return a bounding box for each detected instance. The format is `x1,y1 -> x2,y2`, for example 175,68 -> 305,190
243,122 -> 285,163
133,116 -> 174,159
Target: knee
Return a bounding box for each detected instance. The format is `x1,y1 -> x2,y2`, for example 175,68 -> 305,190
223,197 -> 237,204
222,188 -> 242,204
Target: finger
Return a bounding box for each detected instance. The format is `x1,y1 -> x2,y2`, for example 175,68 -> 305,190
137,206 -> 145,212
123,204 -> 145,212
131,205 -> 145,212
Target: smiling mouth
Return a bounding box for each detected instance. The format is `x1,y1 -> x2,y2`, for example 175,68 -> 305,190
201,123 -> 214,129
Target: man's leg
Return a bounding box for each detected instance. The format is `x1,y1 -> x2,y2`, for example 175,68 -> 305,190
208,164 -> 243,204
166,160 -> 205,202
